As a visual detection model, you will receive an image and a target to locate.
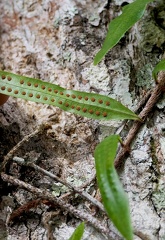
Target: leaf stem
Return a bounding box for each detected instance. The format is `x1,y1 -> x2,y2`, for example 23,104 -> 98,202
13,156 -> 105,212
1,172 -> 117,239
115,71 -> 165,170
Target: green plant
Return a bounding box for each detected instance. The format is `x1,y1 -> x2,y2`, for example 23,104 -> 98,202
94,0 -> 154,65
94,135 -> 133,240
152,59 -> 165,80
68,222 -> 84,240
0,71 -> 139,239
0,71 -> 139,121
0,0 -> 165,239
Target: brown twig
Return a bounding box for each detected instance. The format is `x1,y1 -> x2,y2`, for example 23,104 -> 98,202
0,124 -> 47,172
114,90 -> 152,136
77,173 -> 96,189
8,198 -> 57,223
13,156 -> 104,212
59,173 -> 96,201
8,199 -> 41,223
1,172 -> 118,240
115,71 -> 165,170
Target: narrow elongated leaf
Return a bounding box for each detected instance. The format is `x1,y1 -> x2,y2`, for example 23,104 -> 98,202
94,135 -> 133,240
152,59 -> 165,80
0,71 -> 140,121
69,222 -> 84,240
94,0 -> 153,65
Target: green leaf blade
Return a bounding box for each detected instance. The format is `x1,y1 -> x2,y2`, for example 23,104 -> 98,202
0,71 -> 140,121
94,0 -> 153,65
94,135 -> 133,240
152,59 -> 165,80
69,222 -> 84,240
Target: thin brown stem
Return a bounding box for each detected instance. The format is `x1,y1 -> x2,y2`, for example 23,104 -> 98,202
1,172 -> 118,240
13,157 -> 104,212
115,71 -> 165,170
0,124 -> 47,172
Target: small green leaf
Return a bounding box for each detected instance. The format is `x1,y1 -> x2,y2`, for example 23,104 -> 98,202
94,135 -> 133,240
0,71 -> 140,121
69,222 -> 84,240
152,59 -> 165,80
94,0 -> 153,65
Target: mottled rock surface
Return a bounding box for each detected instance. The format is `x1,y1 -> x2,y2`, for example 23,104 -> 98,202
0,0 -> 164,239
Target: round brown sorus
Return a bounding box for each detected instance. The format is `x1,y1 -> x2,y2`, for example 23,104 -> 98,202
65,103 -> 69,107
82,108 -> 87,112
48,88 -> 52,92
98,99 -> 103,104
7,76 -> 12,81
66,94 -> 70,97
22,91 -> 26,95
20,80 -> 24,84
84,96 -> 88,101
60,92 -> 63,95
91,97 -> 95,102
71,94 -> 76,99
95,111 -> 100,116
54,89 -> 58,93
34,83 -> 38,87
43,96 -> 48,100
89,109 -> 94,114
78,96 -> 82,100
29,93 -> 33,97
7,88 -> 12,92
76,106 -> 81,111
1,86 -> 5,90
36,94 -> 40,99
103,112 -> 107,117
51,98 -> 55,102
106,101 -> 110,106
41,85 -> 46,89
58,100 -> 62,104
1,75 -> 6,79
14,90 -> 19,94
27,82 -> 32,86
71,105 -> 75,109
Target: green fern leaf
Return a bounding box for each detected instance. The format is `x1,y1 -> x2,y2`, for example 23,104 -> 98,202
94,135 -> 133,240
69,222 -> 84,240
152,59 -> 165,80
94,0 -> 153,65
0,71 -> 140,121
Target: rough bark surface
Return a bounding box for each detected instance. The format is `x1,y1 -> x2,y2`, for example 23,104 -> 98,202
0,0 -> 165,240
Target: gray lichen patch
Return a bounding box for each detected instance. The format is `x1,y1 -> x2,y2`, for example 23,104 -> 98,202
108,59 -> 135,108
136,63 -> 155,89
138,12 -> 165,53
131,200 -> 160,240
54,223 -> 107,240
152,179 -> 165,213
122,125 -> 160,238
98,120 -> 122,142
81,63 -> 111,92
159,137 -> 165,159
1,0 -> 165,239
151,177 -> 165,239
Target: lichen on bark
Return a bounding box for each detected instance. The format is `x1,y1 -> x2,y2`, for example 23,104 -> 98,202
0,0 -> 165,239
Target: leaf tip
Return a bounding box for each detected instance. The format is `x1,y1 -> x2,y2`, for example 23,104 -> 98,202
93,55 -> 100,66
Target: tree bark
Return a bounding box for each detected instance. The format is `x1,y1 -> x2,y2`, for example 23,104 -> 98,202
0,0 -> 164,239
